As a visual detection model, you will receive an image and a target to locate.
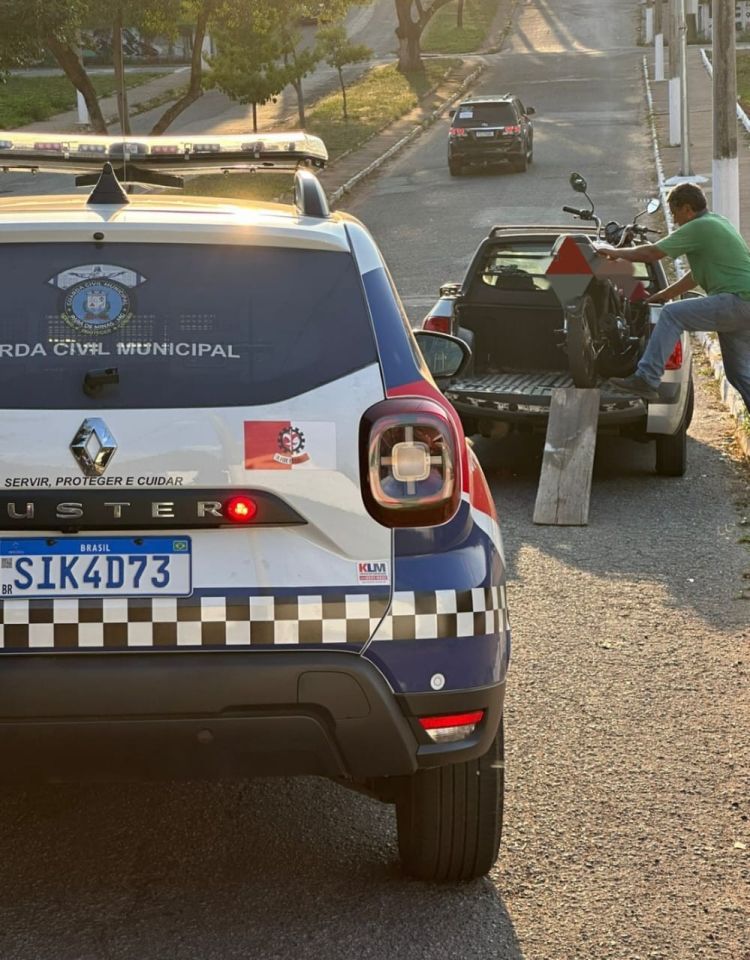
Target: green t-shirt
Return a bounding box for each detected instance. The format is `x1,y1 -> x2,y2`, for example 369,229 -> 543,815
656,211 -> 750,300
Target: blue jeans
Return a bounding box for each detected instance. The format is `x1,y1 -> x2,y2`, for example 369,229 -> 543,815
637,293 -> 750,414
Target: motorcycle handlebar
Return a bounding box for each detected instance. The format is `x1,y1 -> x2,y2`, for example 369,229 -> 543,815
562,205 -> 586,216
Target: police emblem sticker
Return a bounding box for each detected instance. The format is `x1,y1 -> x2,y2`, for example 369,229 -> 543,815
62,278 -> 132,336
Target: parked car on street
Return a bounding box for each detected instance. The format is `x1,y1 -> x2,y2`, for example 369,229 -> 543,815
0,130 -> 509,883
447,94 -> 535,176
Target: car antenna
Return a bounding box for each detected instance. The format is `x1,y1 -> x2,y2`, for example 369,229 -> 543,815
87,162 -> 130,206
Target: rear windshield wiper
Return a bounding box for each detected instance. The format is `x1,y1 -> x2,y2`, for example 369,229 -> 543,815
83,367 -> 120,398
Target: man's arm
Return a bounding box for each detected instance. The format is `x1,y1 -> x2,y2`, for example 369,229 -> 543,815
647,270 -> 695,304
596,242 -> 666,263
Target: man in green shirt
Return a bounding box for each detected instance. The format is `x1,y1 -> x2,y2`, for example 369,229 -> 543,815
596,182 -> 750,414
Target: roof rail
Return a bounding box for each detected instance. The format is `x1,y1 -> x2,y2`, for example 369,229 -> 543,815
0,131 -> 328,182
294,168 -> 329,218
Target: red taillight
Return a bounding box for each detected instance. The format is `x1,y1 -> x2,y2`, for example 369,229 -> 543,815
359,398 -> 460,528
423,315 -> 451,334
225,495 -> 258,523
418,710 -> 485,742
665,340 -> 683,370
504,124 -> 521,134
449,127 -> 467,137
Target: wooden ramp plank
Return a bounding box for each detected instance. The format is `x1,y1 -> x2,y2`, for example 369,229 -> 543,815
533,387 -> 600,526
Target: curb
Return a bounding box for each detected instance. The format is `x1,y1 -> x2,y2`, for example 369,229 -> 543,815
699,48 -> 750,134
642,56 -> 749,458
328,63 -> 485,206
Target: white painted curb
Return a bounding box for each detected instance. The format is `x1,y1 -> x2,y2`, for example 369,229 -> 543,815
642,57 -> 749,455
328,64 -> 485,206
699,48 -> 750,135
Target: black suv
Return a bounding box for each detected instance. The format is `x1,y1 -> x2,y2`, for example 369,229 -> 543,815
447,94 -> 535,176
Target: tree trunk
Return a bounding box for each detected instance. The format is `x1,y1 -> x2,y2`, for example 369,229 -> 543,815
338,66 -> 348,120
46,36 -> 108,134
457,0 -> 465,28
395,0 -> 424,73
112,6 -> 131,135
293,77 -> 306,127
149,0 -> 215,135
252,101 -> 257,132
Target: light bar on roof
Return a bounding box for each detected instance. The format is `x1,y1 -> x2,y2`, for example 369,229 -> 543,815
0,131 -> 328,178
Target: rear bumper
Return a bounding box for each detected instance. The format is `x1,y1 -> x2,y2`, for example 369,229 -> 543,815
0,651 -> 505,783
449,140 -> 523,162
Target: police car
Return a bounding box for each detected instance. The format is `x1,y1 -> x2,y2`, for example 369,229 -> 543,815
0,132 -> 509,882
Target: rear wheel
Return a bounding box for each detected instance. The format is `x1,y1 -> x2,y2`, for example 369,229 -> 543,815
449,158 -> 462,177
512,149 -> 528,173
396,722 -> 504,882
655,421 -> 687,476
566,294 -> 599,387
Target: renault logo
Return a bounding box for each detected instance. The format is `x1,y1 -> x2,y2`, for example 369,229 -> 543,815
70,418 -> 118,477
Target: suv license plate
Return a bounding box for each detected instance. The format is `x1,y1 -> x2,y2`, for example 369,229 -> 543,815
0,536 -> 192,599
475,130 -> 495,138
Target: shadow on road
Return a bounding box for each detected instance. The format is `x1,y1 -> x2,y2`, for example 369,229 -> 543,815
0,776 -> 524,960
472,425 -> 749,633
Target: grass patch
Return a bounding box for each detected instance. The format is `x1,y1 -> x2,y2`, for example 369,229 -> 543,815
186,59 -> 460,204
737,51 -> 750,113
422,0 -> 501,54
0,72 -> 162,129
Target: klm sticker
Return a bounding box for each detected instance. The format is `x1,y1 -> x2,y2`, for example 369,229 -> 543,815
357,561 -> 390,585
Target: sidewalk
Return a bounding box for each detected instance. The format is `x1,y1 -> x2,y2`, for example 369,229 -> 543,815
646,43 -> 750,453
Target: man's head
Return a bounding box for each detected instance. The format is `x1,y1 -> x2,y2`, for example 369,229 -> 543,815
667,182 -> 707,226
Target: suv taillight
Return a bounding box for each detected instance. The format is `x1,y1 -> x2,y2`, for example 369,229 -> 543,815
423,315 -> 451,334
360,398 -> 460,528
665,340 -> 683,370
504,124 -> 521,134
449,127 -> 467,138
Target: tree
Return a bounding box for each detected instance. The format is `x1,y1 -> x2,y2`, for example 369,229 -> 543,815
394,0 -> 454,73
316,23 -> 371,120
207,6 -> 286,132
0,0 -> 216,135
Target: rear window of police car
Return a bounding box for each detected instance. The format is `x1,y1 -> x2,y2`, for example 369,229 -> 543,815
0,242 -> 378,408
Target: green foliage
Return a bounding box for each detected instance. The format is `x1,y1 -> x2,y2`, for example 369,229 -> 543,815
422,0 -> 500,53
187,58 -> 458,200
316,24 -> 371,71
207,5 -> 286,114
0,71 -> 160,129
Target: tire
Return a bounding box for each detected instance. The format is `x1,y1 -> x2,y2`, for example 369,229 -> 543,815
527,138 -> 533,164
448,158 -> 462,177
566,294 -> 599,387
654,377 -> 692,477
396,722 -> 504,882
655,420 -> 687,476
684,376 -> 695,428
512,150 -> 528,173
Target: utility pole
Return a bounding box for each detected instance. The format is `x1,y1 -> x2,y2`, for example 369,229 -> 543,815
678,0 -> 691,173
668,0 -> 681,145
712,0 -> 740,227
645,1 -> 654,43
654,0 -> 665,81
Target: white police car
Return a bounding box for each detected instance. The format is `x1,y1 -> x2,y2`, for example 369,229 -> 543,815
0,131 -> 509,882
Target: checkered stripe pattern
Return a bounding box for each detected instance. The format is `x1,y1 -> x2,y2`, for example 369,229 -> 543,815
377,585 -> 507,642
0,586 -> 507,651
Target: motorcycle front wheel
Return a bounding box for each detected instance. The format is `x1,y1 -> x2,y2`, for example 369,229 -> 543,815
565,294 -> 598,387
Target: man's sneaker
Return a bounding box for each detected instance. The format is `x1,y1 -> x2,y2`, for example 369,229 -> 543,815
608,374 -> 660,402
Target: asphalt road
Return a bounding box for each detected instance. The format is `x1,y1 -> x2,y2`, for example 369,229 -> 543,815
0,2 -> 748,959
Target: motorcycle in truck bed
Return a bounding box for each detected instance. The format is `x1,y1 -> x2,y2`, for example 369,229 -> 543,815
422,177 -> 695,477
